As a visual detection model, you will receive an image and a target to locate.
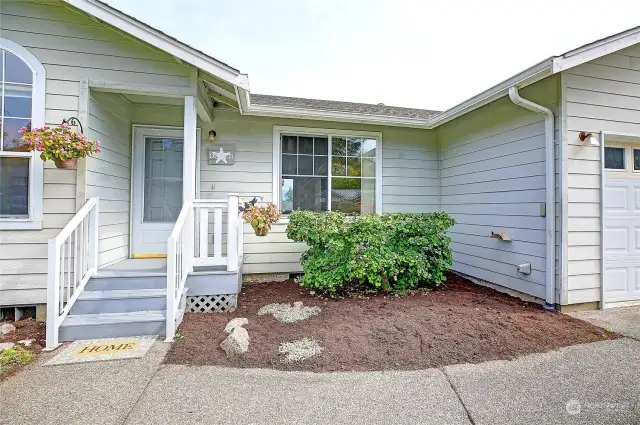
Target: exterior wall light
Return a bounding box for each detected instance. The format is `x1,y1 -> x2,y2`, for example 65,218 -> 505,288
208,130 -> 217,142
579,131 -> 599,146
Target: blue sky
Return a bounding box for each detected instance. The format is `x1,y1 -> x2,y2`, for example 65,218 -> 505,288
105,0 -> 640,111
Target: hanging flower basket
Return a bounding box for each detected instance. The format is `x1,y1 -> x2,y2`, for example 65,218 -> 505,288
241,203 -> 281,237
54,158 -> 78,169
20,123 -> 100,169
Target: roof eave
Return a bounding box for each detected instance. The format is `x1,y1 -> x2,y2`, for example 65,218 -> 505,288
426,57 -> 554,128
242,103 -> 431,129
63,0 -> 249,90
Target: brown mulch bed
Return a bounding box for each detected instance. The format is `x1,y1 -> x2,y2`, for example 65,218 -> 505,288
0,318 -> 45,380
166,273 -> 619,372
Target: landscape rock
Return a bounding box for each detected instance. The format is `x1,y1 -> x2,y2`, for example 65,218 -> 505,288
0,342 -> 15,352
0,323 -> 15,335
17,339 -> 34,347
257,302 -> 321,324
279,338 -> 324,363
220,327 -> 249,356
224,318 -> 248,334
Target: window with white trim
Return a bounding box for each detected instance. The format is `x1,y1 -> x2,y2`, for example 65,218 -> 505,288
0,40 -> 45,229
279,132 -> 379,214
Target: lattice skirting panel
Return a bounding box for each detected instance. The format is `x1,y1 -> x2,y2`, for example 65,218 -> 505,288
186,295 -> 238,313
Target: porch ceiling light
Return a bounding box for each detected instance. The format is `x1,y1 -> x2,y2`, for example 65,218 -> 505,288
579,131 -> 599,146
208,130 -> 217,142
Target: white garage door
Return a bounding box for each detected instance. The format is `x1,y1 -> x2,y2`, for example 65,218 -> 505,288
603,175 -> 640,304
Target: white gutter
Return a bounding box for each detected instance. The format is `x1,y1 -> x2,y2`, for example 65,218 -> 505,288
508,86 -> 556,309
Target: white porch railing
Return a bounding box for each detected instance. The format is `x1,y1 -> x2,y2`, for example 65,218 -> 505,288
166,193 -> 241,341
46,197 -> 99,350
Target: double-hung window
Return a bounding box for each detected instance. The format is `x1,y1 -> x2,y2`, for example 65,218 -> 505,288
0,39 -> 45,229
277,128 -> 381,215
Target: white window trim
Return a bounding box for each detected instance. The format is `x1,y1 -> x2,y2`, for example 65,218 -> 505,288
0,38 -> 45,230
272,125 -> 383,220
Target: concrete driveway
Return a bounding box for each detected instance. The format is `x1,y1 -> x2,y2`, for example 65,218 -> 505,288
2,339 -> 638,424
569,305 -> 640,340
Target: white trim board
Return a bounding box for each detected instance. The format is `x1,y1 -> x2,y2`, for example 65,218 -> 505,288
272,125 -> 383,215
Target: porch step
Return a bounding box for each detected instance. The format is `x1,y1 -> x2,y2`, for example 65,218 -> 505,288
85,275 -> 166,291
58,311 -> 166,341
71,289 -> 167,314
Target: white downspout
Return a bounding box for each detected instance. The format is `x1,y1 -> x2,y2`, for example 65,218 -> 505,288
508,86 -> 556,309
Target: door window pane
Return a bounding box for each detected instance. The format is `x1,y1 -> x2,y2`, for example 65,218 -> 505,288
634,149 -> 640,171
298,155 -> 313,175
143,137 -> 183,222
0,157 -> 29,217
314,156 -> 328,176
604,147 -> 625,170
314,137 -> 328,155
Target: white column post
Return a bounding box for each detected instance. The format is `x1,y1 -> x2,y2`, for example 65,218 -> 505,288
166,237 -> 177,341
227,193 -> 239,272
183,96 -> 197,271
45,240 -> 61,350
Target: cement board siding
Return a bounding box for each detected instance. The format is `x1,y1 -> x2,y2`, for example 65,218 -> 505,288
87,92 -> 132,267
437,76 -> 560,300
0,0 -> 191,305
563,43 -> 640,304
132,105 -> 440,273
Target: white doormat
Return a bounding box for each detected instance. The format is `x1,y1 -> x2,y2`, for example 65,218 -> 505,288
46,336 -> 157,366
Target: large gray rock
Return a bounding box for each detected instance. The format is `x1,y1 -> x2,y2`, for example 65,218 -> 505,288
0,323 -> 16,335
220,327 -> 249,356
224,318 -> 248,334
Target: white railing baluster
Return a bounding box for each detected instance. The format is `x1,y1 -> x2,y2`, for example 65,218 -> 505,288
199,207 -> 208,260
45,198 -> 100,350
213,207 -> 222,260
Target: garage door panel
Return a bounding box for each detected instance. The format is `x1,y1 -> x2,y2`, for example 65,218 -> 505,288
604,267 -> 628,292
604,185 -> 628,213
604,227 -> 628,252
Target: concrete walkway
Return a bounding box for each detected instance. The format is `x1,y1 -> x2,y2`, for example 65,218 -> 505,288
1,337 -> 638,425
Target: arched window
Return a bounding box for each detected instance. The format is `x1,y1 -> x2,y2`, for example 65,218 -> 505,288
0,38 -> 45,229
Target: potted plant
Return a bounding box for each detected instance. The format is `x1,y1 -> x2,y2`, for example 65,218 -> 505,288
20,123 -> 100,169
241,203 -> 281,236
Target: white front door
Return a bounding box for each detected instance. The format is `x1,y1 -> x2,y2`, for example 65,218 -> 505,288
131,127 -> 191,256
603,144 -> 640,305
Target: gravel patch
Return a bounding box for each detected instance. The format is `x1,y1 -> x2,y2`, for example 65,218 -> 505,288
279,338 -> 324,363
257,301 -> 321,323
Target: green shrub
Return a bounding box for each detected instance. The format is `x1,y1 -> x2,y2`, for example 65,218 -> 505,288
286,211 -> 455,292
0,346 -> 35,373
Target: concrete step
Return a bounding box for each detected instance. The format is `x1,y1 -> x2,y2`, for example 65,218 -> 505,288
59,311 -> 166,341
85,275 -> 166,291
71,289 -> 167,315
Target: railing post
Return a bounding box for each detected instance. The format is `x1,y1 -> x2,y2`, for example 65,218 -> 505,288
227,193 -> 239,272
166,237 -> 177,341
89,199 -> 99,274
46,240 -> 61,350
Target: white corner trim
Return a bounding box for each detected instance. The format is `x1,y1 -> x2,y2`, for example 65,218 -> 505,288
0,38 -> 45,230
272,125 -> 383,214
62,0 -> 249,90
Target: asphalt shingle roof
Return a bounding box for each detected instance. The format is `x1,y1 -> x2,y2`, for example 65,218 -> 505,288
251,94 -> 441,120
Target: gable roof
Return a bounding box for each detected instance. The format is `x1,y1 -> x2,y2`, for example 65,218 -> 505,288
60,1 -> 640,128
63,0 -> 249,90
251,94 -> 441,120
